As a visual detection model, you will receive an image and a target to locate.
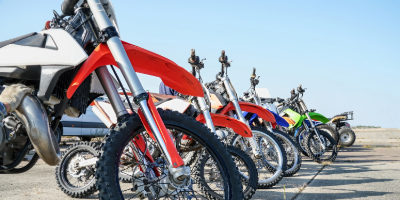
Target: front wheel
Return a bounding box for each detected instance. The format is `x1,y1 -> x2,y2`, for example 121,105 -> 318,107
272,130 -> 302,177
305,130 -> 338,163
55,141 -> 99,198
227,146 -> 258,200
228,127 -> 287,189
95,109 -> 244,200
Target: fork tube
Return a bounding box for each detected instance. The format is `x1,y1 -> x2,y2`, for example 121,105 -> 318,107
138,99 -> 173,165
87,0 -> 146,97
88,0 -> 182,167
223,78 -> 261,156
95,66 -> 128,118
197,97 -> 216,133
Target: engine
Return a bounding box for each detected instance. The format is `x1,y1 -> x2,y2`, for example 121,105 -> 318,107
0,115 -> 28,166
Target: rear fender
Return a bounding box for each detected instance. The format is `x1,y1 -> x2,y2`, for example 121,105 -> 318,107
67,41 -> 202,99
219,101 -> 276,123
307,112 -> 330,123
196,113 -> 252,137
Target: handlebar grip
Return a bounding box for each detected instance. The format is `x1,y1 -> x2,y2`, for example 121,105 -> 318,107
219,50 -> 228,63
61,0 -> 80,16
251,68 -> 256,78
190,49 -> 196,61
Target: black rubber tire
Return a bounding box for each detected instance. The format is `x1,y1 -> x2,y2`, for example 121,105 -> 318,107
228,127 -> 286,189
55,141 -> 100,198
273,130 -> 302,177
95,109 -> 244,200
227,146 -> 258,200
297,125 -> 334,157
305,130 -> 338,163
338,127 -> 356,147
316,124 -> 339,143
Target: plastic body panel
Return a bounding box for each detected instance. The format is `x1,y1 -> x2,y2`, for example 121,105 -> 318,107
0,29 -> 87,67
196,113 -> 252,137
284,108 -> 329,128
219,101 -> 276,123
282,108 -> 302,128
307,112 -> 329,123
67,41 -> 203,99
246,109 -> 289,128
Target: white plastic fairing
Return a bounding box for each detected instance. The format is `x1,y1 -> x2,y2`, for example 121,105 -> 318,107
255,88 -> 271,98
156,99 -> 191,114
0,29 -> 87,67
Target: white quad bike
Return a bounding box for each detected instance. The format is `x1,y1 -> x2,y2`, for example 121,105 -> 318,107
0,0 -> 244,199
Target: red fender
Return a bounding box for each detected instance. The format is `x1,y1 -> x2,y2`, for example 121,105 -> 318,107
67,41 -> 202,99
219,101 -> 276,123
196,113 -> 252,137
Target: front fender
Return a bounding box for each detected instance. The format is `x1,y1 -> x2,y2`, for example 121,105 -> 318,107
308,112 -> 329,123
219,101 -> 276,123
196,113 -> 252,137
67,41 -> 202,99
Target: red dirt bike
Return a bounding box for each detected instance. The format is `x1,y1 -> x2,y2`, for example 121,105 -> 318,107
0,0 -> 243,199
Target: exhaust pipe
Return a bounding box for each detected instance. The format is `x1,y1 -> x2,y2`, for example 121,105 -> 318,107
14,94 -> 61,166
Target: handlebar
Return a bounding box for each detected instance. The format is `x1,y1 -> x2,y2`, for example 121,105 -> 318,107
297,84 -> 306,93
251,68 -> 256,78
188,49 -> 205,77
219,50 -> 227,63
190,49 -> 196,61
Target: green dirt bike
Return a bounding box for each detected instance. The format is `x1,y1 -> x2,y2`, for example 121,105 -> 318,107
277,85 -> 338,163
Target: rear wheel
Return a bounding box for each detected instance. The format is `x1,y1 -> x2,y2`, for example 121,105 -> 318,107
96,109 -> 243,200
317,124 -> 339,143
338,127 -> 356,147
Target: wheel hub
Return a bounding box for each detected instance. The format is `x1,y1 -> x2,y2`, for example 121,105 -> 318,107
341,133 -> 351,142
67,154 -> 86,178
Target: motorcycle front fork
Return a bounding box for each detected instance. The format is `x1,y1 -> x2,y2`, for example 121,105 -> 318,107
302,115 -> 326,149
77,66 -> 186,176
228,100 -> 262,158
88,0 -> 185,170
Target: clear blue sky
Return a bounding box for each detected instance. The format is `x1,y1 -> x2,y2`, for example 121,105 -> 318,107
0,0 -> 399,128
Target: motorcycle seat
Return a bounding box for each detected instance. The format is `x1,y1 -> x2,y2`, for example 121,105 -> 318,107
0,32 -> 40,48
